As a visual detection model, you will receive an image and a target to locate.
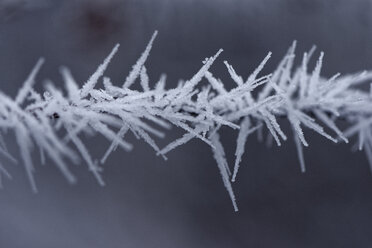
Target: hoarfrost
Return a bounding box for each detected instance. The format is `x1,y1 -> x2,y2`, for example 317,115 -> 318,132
2,32 -> 372,211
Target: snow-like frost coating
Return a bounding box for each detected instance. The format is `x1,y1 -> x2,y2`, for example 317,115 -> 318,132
1,31 -> 372,211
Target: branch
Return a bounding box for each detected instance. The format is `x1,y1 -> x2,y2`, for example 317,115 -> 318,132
1,32 -> 372,211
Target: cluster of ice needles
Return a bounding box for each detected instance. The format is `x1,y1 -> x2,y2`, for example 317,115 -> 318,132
1,31 -> 372,211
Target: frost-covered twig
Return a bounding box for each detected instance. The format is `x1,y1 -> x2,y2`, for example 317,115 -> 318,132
1,32 -> 372,211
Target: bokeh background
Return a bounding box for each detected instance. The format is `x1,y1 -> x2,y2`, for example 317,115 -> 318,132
1,0 -> 372,247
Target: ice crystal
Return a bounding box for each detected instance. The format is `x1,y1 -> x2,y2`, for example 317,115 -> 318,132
1,31 -> 372,211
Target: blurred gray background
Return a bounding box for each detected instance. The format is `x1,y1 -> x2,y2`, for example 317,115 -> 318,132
1,0 -> 372,247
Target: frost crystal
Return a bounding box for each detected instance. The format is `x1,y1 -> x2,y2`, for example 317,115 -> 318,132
1,31 -> 372,211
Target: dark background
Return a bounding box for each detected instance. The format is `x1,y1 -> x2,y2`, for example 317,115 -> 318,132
0,0 -> 372,247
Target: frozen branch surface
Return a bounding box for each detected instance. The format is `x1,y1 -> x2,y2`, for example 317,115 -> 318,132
1,32 -> 372,211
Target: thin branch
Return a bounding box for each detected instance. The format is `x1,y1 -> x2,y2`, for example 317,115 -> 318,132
1,32 -> 372,211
